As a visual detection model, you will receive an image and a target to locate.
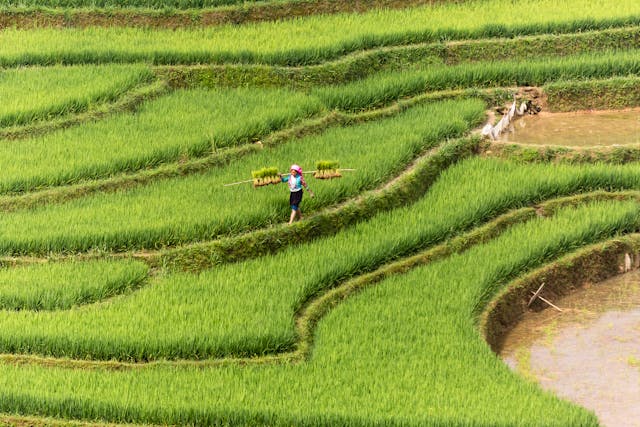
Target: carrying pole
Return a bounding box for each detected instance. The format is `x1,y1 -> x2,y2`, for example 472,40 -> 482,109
223,179 -> 255,187
223,169 -> 356,187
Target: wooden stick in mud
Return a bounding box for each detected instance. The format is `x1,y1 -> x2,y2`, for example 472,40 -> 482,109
527,282 -> 546,307
530,291 -> 563,312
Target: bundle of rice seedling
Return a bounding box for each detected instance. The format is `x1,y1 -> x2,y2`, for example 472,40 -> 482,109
252,167 -> 281,187
314,160 -> 341,179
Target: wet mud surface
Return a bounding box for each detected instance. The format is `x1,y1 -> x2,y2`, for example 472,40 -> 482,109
498,109 -> 640,147
500,270 -> 640,427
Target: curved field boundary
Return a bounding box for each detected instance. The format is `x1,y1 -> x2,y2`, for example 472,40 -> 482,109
0,87 -> 493,214
0,99 -> 421,210
312,53 -> 640,112
0,259 -> 148,311
5,10 -> 640,67
0,413 -> 143,427
0,199 -> 622,426
0,79 -> 169,141
481,232 -> 640,353
0,134 -> 475,263
0,134 -> 478,264
481,140 -> 640,164
158,26 -> 640,89
0,86 -> 500,207
0,164 -> 632,420
154,136 -> 480,271
144,80 -> 640,271
0,0 -> 438,28
0,77 -> 633,266
0,191 -> 632,372
0,83 -> 519,208
0,100 -> 485,257
0,202 -> 537,370
0,87 -> 327,196
6,157 -> 640,363
0,64 -> 157,133
544,75 -> 640,112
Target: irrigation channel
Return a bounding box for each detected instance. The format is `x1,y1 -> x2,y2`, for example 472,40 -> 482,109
495,108 -> 640,427
497,109 -> 640,147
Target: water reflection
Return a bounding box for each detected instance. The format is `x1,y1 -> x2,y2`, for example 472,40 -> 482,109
497,110 -> 640,147
500,270 -> 640,427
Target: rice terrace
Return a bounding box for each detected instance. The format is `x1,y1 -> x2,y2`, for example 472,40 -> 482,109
3,0 -> 640,425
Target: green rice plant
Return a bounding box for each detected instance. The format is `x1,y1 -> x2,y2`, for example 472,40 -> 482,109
0,200 -> 623,425
0,64 -> 153,128
314,160 -> 339,170
1,0 -> 640,66
0,98 -> 485,255
251,167 -> 279,179
544,75 -> 640,111
3,156 -> 640,361
0,259 -> 148,311
252,166 -> 281,187
0,87 -> 323,194
159,25 -> 640,90
314,49 -> 640,111
3,1 -> 640,425
314,160 -> 340,179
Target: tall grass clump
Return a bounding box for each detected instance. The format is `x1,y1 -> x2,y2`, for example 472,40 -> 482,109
2,1 -> 640,65
0,64 -> 153,127
0,87 -> 324,194
0,98 -> 485,254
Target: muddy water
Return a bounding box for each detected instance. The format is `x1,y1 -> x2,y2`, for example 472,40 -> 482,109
500,270 -> 640,427
497,109 -> 640,146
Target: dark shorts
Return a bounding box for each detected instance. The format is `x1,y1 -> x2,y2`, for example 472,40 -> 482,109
289,190 -> 303,211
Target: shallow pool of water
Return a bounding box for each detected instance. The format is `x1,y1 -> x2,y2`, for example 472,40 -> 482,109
500,270 -> 640,427
497,109 -> 640,147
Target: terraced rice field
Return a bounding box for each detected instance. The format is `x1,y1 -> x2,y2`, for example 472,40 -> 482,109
1,0 -> 640,425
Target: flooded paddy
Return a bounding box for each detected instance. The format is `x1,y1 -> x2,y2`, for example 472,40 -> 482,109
500,270 -> 640,427
497,109 -> 640,147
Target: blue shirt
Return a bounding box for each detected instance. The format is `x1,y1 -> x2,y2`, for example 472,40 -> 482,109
282,174 -> 303,192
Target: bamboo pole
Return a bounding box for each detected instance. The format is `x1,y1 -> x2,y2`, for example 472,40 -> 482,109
223,169 -> 356,187
223,179 -> 254,187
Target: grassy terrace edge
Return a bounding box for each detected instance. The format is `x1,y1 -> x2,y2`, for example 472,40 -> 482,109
4,72 -> 637,205
155,135 -> 480,271
1,2 -> 639,425
0,0 -> 436,28
481,230 -> 640,354
159,26 -> 640,88
0,79 -> 168,141
5,14 -> 640,67
482,140 -> 640,164
0,190 -> 634,370
3,77 -> 638,264
0,88 -> 499,255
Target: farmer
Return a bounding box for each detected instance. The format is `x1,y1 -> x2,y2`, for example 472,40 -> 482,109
281,164 -> 313,224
